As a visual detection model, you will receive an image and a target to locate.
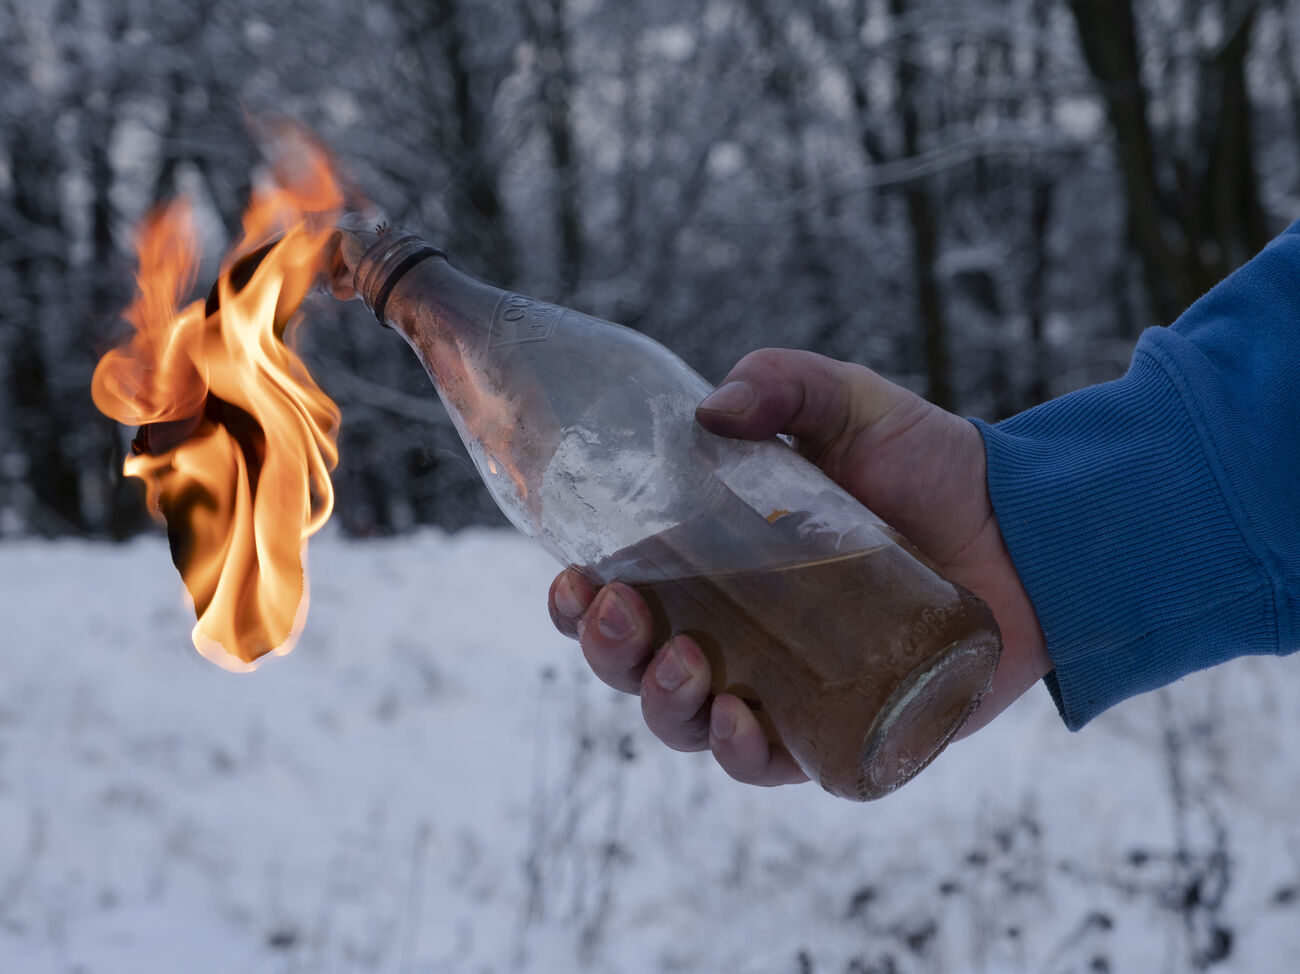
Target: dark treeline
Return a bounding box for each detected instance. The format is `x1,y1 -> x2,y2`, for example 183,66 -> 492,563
1,0 -> 1296,539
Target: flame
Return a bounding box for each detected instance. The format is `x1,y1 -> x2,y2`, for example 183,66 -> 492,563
92,139 -> 345,671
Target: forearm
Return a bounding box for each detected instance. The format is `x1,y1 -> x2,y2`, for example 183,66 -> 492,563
973,221 -> 1300,729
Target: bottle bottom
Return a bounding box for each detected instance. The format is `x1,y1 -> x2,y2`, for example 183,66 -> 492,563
855,631 -> 1001,799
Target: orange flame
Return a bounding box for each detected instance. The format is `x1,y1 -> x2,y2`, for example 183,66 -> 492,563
92,140 -> 345,671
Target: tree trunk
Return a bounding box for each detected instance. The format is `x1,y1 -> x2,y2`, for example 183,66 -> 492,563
1193,3 -> 1267,279
88,111 -> 149,539
617,31 -> 643,270
399,0 -> 518,286
1278,1 -> 1300,198
1068,0 -> 1265,325
890,0 -> 953,410
1067,0 -> 1195,326
1025,0 -> 1058,410
520,0 -> 584,296
8,124 -> 87,535
1025,173 -> 1055,409
744,0 -> 843,356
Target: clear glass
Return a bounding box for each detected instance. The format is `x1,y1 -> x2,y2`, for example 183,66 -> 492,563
344,230 -> 1001,800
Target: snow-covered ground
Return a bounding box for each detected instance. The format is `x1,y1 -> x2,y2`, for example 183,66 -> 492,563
1,529 -> 1298,973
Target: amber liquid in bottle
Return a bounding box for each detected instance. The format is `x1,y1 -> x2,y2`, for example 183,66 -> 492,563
587,514 -> 999,801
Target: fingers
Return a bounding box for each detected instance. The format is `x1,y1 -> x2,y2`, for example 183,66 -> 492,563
708,695 -> 810,787
580,582 -> 657,694
547,569 -> 595,639
640,635 -> 713,750
695,348 -> 914,460
548,569 -> 808,788
641,644 -> 809,785
550,572 -> 656,693
551,570 -> 713,736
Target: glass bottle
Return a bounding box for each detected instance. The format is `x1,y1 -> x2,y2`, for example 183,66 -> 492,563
328,227 -> 1001,800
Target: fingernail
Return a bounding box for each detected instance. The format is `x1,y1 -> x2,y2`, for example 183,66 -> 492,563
554,573 -> 584,622
699,381 -> 755,416
596,590 -> 634,641
710,701 -> 736,742
655,645 -> 690,693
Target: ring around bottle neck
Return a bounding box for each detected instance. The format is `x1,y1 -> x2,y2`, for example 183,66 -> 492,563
354,231 -> 444,325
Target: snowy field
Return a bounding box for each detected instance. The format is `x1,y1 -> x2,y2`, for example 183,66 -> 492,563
2,529 -> 1299,974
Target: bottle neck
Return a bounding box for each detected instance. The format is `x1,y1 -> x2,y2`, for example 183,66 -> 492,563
353,231 -> 445,325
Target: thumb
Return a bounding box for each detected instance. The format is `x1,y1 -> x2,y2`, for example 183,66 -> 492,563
696,348 -> 915,458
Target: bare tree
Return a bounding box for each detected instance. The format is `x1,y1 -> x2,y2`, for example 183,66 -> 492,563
1068,0 -> 1268,326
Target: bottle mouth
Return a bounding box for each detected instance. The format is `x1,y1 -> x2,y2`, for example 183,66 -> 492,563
352,230 -> 444,324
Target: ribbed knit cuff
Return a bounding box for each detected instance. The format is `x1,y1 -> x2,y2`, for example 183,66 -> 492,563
972,345 -> 1276,730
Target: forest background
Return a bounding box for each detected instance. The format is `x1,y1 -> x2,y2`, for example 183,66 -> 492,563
1,0 -> 1296,540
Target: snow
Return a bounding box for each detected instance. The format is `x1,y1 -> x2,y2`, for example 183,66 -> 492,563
2,530 -> 1299,973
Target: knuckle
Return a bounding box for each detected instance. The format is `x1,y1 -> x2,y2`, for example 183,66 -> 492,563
734,346 -> 788,375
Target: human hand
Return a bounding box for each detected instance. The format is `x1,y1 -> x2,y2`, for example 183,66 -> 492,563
548,349 -> 1051,787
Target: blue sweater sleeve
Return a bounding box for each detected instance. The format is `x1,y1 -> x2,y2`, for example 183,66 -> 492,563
972,221 -> 1300,730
